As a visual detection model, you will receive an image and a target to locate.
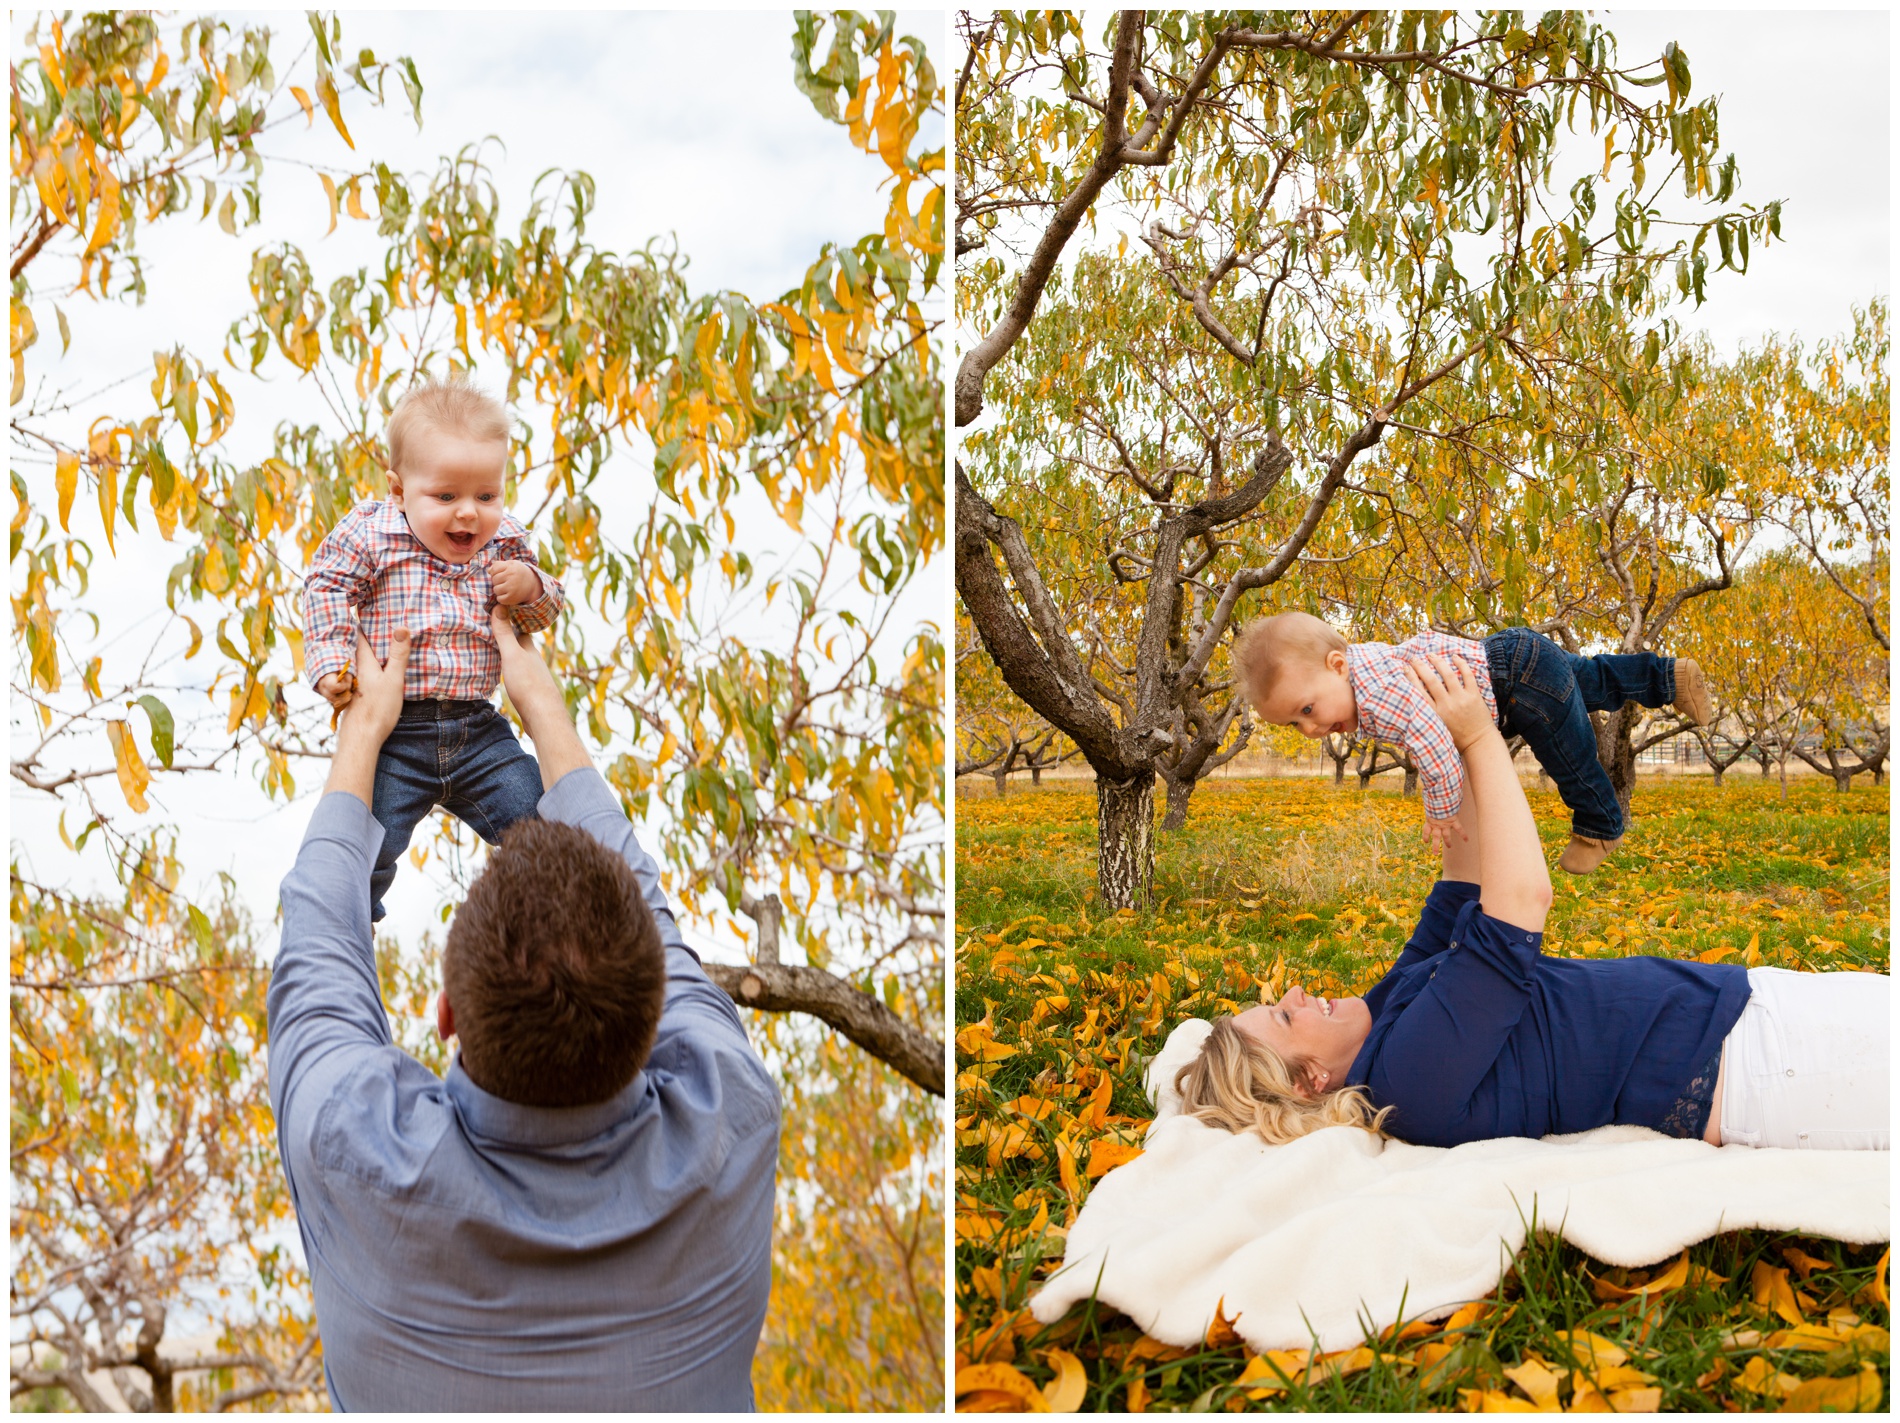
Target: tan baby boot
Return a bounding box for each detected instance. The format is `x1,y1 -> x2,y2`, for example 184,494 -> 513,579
1560,833 -> 1622,874
1673,658 -> 1712,727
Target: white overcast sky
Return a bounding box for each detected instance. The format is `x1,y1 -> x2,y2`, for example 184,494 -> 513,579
10,9 -> 944,964
956,9 -> 1890,363
1595,8 -> 1889,355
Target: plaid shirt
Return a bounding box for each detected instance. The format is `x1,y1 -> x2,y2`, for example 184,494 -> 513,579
302,501 -> 564,702
1346,632 -> 1499,821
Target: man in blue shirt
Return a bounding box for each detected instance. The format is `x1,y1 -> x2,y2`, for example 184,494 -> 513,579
268,614 -> 779,1410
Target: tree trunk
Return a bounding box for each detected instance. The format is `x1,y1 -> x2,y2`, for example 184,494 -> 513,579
1333,758 -> 1346,785
1158,767 -> 1195,831
1030,766 -> 1043,786
1594,703 -> 1639,819
1710,763 -> 1724,788
1778,752 -> 1790,804
1096,772 -> 1155,909
1402,765 -> 1418,797
993,767 -> 1009,797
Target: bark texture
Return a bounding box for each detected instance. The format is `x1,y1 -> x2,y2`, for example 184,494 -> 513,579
704,962 -> 944,1096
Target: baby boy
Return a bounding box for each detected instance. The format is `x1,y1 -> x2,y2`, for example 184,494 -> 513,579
302,379 -> 564,920
1233,612 -> 1711,874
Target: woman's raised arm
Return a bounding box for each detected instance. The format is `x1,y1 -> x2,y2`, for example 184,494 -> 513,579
1405,652 -> 1552,933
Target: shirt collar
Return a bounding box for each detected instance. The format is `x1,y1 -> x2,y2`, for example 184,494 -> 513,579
445,1054 -> 650,1147
363,500 -> 526,558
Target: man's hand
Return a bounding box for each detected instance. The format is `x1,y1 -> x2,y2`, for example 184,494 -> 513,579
490,608 -> 591,790
490,559 -> 540,607
1422,814 -> 1467,855
324,628 -> 410,803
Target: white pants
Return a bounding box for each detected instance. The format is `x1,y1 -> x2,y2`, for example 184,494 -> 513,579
1720,968 -> 1890,1150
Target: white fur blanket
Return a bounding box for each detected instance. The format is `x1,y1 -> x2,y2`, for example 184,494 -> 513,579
1028,1018 -> 1890,1354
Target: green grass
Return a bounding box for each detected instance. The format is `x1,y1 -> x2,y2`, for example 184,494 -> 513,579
955,775 -> 1890,1412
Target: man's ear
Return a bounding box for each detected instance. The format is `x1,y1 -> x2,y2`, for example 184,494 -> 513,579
436,991 -> 455,1042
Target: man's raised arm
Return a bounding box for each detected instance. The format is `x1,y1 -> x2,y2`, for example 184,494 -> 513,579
489,612 -> 693,968
268,628 -> 412,1127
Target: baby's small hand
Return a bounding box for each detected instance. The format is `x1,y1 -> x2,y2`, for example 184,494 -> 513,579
490,560 -> 539,607
317,670 -> 357,712
1421,814 -> 1466,854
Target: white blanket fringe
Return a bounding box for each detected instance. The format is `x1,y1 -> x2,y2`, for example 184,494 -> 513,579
1027,1017 -> 1890,1354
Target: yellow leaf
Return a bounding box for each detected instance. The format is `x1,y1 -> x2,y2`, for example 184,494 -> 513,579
1501,1356 -> 1564,1410
1732,1356 -> 1802,1399
1204,1298 -> 1244,1350
1857,1247 -> 1888,1309
1778,1367 -> 1882,1412
320,173 -> 339,236
1085,1139 -> 1143,1178
1459,1389 -> 1543,1412
345,178 -> 367,220
1763,1324 -> 1852,1353
106,719 -> 150,813
1055,1135 -> 1080,1202
1040,1349 -> 1086,1412
955,1361 -> 1049,1412
181,615 -> 203,660
55,450 -> 78,530
315,69 -> 354,148
1606,1386 -> 1661,1412
1752,1261 -> 1806,1326
288,84 -> 315,124
1551,1330 -> 1627,1370
82,170 -> 121,256
1237,1349 -> 1312,1396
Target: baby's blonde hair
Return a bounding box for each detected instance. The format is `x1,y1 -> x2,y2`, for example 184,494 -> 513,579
385,378 -> 510,474
1231,611 -> 1349,711
1173,1015 -> 1391,1146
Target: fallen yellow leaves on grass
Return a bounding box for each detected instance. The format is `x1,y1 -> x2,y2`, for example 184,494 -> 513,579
957,780 -> 1890,1412
956,1360 -> 1050,1411
1778,1366 -> 1884,1413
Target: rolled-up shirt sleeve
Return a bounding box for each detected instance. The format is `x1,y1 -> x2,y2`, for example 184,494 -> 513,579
1363,900 -> 1543,1146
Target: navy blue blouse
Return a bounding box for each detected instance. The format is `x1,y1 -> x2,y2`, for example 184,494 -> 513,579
1344,880 -> 1752,1147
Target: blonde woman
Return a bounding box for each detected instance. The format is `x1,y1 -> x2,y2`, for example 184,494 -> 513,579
1177,651 -> 1889,1153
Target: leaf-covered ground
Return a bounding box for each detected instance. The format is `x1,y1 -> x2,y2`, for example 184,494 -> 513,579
954,776 -> 1890,1412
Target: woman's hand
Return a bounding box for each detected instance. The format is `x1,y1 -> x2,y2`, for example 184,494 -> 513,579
1404,651 -> 1494,752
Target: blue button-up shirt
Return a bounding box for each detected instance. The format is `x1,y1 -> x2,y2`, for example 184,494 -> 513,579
268,768 -> 779,1411
1347,879 -> 1750,1147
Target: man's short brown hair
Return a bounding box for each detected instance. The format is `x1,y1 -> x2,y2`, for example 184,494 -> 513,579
444,818 -> 666,1107
1232,611 -> 1350,711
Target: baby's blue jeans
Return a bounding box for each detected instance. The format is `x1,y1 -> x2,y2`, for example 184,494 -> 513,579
1483,628 -> 1678,842
369,698 -> 543,921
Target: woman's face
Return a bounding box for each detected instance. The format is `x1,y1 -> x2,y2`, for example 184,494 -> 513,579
1232,983 -> 1371,1094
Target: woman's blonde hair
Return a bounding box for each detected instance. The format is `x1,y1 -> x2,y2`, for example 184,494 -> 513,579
1173,1016 -> 1392,1146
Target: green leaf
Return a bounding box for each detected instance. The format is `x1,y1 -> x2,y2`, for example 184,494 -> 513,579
135,694 -> 175,768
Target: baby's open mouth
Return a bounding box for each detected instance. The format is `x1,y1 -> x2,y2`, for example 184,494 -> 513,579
446,531 -> 475,552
